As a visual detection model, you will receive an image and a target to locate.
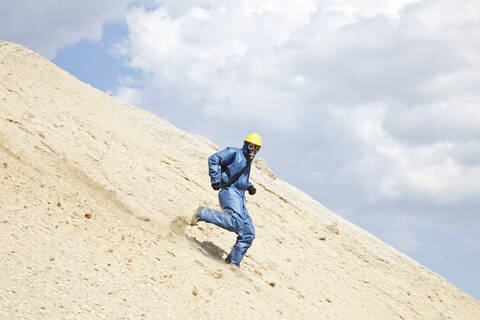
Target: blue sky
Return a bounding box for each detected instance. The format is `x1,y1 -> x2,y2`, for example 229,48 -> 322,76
1,0 -> 479,300
53,23 -> 136,93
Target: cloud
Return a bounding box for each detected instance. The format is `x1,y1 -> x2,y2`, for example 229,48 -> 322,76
0,0 -> 135,58
116,86 -> 143,107
115,1 -> 321,131
113,0 -> 480,232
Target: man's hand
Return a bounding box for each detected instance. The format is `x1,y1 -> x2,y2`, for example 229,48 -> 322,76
211,183 -> 221,190
247,186 -> 256,195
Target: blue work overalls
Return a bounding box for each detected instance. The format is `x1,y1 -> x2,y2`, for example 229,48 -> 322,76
197,143 -> 255,266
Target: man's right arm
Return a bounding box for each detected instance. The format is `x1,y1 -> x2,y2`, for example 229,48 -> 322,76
208,147 -> 236,187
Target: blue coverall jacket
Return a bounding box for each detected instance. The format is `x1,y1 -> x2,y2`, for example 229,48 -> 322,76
197,143 -> 255,266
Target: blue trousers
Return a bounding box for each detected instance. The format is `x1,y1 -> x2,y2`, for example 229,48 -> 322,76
197,188 -> 255,267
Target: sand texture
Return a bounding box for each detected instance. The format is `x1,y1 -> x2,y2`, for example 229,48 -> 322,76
1,41 -> 479,319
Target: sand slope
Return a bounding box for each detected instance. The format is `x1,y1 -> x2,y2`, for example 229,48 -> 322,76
0,41 -> 479,319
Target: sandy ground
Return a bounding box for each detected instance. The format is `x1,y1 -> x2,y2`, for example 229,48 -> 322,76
0,40 -> 479,319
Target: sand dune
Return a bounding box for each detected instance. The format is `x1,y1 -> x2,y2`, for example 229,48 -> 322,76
1,40 -> 479,319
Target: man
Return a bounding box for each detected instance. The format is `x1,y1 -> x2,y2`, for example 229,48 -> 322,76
191,133 -> 262,267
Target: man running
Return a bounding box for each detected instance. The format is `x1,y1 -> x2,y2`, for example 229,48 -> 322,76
191,133 -> 262,267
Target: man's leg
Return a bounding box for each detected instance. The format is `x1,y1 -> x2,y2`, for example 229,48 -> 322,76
197,188 -> 245,231
196,206 -> 241,232
225,214 -> 255,267
195,189 -> 253,266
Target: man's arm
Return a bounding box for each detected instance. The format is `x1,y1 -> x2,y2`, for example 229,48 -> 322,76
247,170 -> 256,195
208,147 -> 236,186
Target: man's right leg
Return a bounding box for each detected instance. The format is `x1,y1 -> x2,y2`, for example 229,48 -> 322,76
196,206 -> 241,233
195,189 -> 244,232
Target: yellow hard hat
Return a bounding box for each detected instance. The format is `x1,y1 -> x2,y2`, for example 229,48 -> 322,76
245,133 -> 262,147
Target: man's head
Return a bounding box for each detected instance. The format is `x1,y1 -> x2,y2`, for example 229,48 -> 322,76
244,133 -> 262,160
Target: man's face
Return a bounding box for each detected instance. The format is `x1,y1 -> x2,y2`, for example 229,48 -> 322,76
247,143 -> 261,160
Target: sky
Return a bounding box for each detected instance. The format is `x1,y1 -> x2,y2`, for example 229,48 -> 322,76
1,0 -> 479,300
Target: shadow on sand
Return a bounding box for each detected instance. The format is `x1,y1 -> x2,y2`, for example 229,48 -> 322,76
185,235 -> 228,262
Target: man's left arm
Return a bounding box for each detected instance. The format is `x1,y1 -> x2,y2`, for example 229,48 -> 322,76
247,170 -> 256,195
247,183 -> 256,195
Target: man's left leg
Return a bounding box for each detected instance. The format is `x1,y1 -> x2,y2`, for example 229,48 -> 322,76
225,214 -> 255,267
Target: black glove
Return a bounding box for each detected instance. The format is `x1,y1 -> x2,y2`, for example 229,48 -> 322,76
211,183 -> 221,190
247,186 -> 256,195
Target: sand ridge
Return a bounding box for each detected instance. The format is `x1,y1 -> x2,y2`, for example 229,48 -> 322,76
1,41 -> 479,319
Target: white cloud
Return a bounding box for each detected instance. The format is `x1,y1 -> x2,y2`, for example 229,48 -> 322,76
334,102 -> 480,203
116,87 -> 142,107
0,0 -> 135,58
323,0 -> 421,20
115,2 -> 323,130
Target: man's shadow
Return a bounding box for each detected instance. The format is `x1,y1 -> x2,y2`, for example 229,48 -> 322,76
185,235 -> 228,262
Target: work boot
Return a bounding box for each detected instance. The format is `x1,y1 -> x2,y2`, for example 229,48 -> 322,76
224,254 -> 240,268
190,206 -> 204,226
